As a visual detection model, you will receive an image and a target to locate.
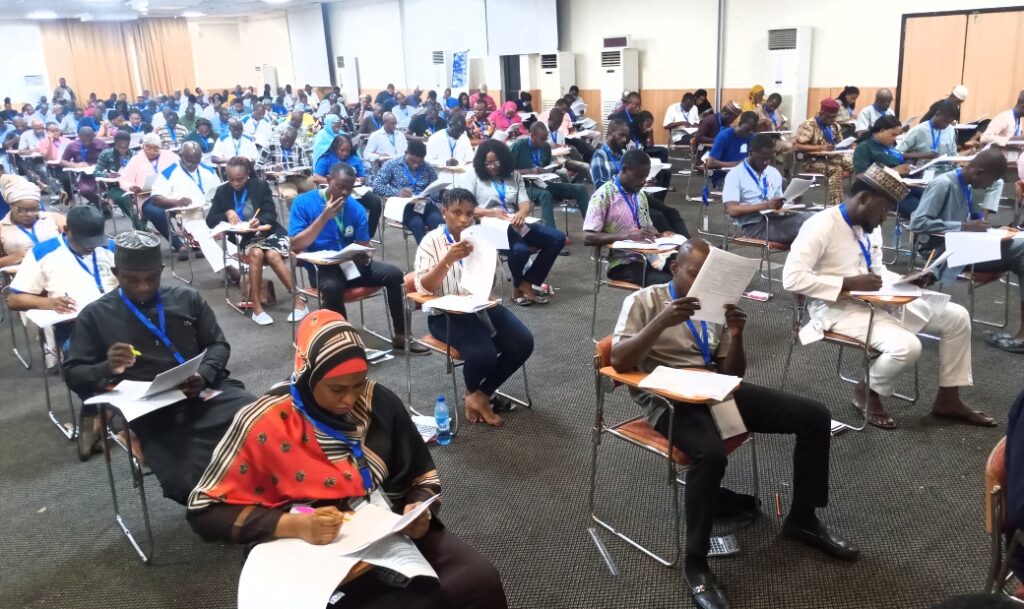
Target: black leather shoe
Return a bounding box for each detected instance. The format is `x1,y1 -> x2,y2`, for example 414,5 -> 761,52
685,571 -> 731,609
781,518 -> 860,561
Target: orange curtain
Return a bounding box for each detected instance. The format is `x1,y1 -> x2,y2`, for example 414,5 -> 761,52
40,21 -> 139,99
126,19 -> 196,95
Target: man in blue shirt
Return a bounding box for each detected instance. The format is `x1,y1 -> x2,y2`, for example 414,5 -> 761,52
289,162 -> 427,353
707,111 -> 758,186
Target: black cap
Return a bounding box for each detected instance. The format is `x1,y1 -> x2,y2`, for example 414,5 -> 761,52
66,206 -> 107,251
114,230 -> 163,271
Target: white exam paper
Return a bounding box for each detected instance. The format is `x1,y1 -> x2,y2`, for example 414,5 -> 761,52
637,366 -> 742,402
459,234 -> 498,298
687,248 -> 760,325
944,231 -> 1003,267
238,538 -> 360,609
782,177 -> 814,202
463,223 -> 509,250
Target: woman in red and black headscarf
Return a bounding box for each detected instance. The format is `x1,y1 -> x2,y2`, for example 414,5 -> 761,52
187,310 -> 506,609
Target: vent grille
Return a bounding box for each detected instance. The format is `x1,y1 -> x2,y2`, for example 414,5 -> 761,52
335,56 -> 345,69
601,51 -> 621,68
540,54 -> 558,69
768,28 -> 797,51
431,51 -> 444,65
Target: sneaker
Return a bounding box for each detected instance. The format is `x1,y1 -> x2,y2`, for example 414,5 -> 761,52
287,307 -> 309,322
175,248 -> 190,261
252,311 -> 274,326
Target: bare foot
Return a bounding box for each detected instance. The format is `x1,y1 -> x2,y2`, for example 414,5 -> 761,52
931,387 -> 996,427
464,391 -> 504,427
852,382 -> 896,429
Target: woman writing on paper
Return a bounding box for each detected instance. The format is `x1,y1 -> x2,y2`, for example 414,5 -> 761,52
414,188 -> 534,426
206,157 -> 304,327
457,140 -> 565,306
188,312 -> 507,608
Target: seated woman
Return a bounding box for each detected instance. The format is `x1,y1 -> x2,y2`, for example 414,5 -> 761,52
371,140 -> 443,243
0,174 -> 64,268
741,84 -> 765,112
851,115 -> 921,217
206,157 -> 305,326
314,133 -> 382,238
488,101 -> 526,138
187,311 -> 508,609
414,189 -> 535,426
459,140 -> 565,305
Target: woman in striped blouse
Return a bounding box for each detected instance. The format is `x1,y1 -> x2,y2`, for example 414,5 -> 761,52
414,188 -> 534,427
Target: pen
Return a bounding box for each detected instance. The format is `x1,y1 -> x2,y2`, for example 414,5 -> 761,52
253,208 -> 261,218
923,249 -> 936,269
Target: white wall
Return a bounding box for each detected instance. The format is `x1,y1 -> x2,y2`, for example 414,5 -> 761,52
246,13 -> 296,88
285,5 -> 330,88
187,13 -> 295,91
0,22 -> 51,105
328,0 -> 407,90
402,0 -> 487,91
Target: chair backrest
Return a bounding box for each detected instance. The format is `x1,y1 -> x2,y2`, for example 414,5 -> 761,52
985,436 -> 1008,534
594,335 -> 613,369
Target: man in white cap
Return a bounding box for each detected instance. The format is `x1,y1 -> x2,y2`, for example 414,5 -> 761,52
120,133 -> 180,231
922,85 -> 969,124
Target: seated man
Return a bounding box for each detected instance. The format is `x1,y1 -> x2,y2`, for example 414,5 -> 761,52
783,164 -> 992,428
425,117 -> 473,167
980,90 -> 1024,157
723,134 -> 811,244
663,92 -> 700,145
63,231 -> 255,501
391,92 -> 415,130
510,121 -> 589,237
371,140 -> 442,243
755,93 -> 789,132
612,237 -> 855,609
211,118 -> 259,164
408,104 -> 448,142
258,125 -> 314,206
148,141 -> 218,258
692,102 -> 740,155
289,162 -> 426,354
897,101 -> 958,172
363,112 -> 408,163
120,133 -> 179,232
706,110 -> 758,186
125,109 -> 152,135
61,126 -> 106,209
465,99 -> 495,144
910,149 -> 1024,353
793,99 -> 851,207
584,150 -> 676,286
154,110 -> 190,150
241,103 -> 274,149
854,88 -> 896,137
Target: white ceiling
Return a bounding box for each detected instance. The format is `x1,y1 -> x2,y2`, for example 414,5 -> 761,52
0,0 -> 338,20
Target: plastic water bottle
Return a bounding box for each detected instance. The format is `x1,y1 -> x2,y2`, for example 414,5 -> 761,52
434,395 -> 452,446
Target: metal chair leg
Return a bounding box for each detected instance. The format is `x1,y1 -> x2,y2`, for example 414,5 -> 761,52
38,326 -> 77,440
9,309 -> 33,369
100,404 -> 154,563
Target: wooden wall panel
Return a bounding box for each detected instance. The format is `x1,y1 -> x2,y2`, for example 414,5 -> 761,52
643,89 -> 686,145
578,89 -> 602,131
898,14 -> 967,119
961,11 -> 1024,123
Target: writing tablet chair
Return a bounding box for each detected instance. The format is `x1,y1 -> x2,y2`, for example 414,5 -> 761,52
2,276 -> 33,369
589,336 -> 758,567
97,401 -> 156,563
165,206 -> 200,285
34,319 -> 79,441
401,273 -> 533,432
983,437 -> 1024,596
697,166 -> 726,246
287,254 -> 393,347
721,211 -> 790,296
217,229 -> 276,316
590,245 -> 643,343
916,232 -> 1013,329
779,294 -> 919,431
96,177 -> 125,233
378,214 -> 413,270
684,144 -> 709,203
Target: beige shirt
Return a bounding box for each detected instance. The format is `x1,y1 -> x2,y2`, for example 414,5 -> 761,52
980,109 -> 1023,161
0,212 -> 65,260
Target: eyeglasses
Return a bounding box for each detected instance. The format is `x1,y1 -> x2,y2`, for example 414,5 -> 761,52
484,161 -> 501,168
13,205 -> 40,214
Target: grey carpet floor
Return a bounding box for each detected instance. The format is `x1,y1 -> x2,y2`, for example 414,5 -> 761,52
1,165 -> 1020,609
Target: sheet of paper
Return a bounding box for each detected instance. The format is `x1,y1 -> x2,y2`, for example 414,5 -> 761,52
463,223 -> 509,250
647,161 -> 672,180
419,177 -> 450,198
834,136 -> 857,150
352,185 -> 370,199
848,281 -> 922,298
522,172 -> 559,182
84,385 -> 187,421
783,177 -> 814,202
238,538 -> 360,609
181,219 -> 235,273
458,239 -> 497,299
902,114 -> 920,128
899,250 -> 953,284
145,350 -> 205,396
24,308 -> 79,329
637,366 -> 742,402
359,535 -> 438,581
295,244 -> 374,263
642,186 -> 667,194
687,248 -> 760,325
337,495 -> 442,556
944,231 -> 1003,267
383,197 -> 412,223
610,240 -> 676,251
551,146 -> 571,157
422,294 -> 496,314
710,399 -> 747,439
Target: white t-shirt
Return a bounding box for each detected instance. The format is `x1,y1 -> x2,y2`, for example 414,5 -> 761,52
212,134 -> 259,161
151,161 -> 220,206
392,105 -> 415,130
363,128 -> 408,162
10,236 -> 117,300
241,115 -> 274,148
663,102 -> 700,143
425,130 -> 474,166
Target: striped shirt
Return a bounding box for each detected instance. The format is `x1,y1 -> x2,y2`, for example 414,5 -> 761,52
414,226 -> 469,301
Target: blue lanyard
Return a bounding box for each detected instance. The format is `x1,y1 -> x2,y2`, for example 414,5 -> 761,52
602,145 -> 622,173
816,117 -> 834,145
169,128 -> 177,144
549,131 -> 558,145
873,104 -> 886,117
64,236 -> 103,294
838,203 -> 871,271
289,385 -> 374,494
717,114 -> 724,131
530,145 -> 542,168
233,188 -> 249,217
742,161 -> 769,200
493,178 -> 507,207
232,138 -> 241,156
150,158 -> 159,173
1014,109 -> 1022,137
386,132 -> 396,149
443,225 -> 462,267
667,283 -> 712,365
624,110 -> 634,124
119,155 -> 129,169
183,166 -> 204,192
371,115 -> 381,130
928,120 -> 941,151
16,222 -> 39,245
118,289 -> 185,365
874,138 -> 904,163
282,148 -> 292,167
131,124 -> 142,133
763,105 -> 777,128
613,176 -> 641,228
447,135 -> 457,157
402,162 -> 425,194
956,168 -> 979,220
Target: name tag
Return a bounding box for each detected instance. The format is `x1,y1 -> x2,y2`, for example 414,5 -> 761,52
739,143 -> 748,154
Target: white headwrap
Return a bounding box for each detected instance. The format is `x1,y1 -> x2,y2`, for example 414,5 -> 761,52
1,174 -> 41,204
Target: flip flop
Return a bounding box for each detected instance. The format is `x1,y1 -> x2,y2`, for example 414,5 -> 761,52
932,409 -> 997,427
514,297 -> 534,307
984,331 -> 1024,354
851,400 -> 897,429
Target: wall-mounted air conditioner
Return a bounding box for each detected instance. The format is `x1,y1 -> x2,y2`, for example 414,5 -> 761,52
599,48 -> 638,119
766,26 -> 812,125
334,56 -> 360,102
537,52 -> 576,111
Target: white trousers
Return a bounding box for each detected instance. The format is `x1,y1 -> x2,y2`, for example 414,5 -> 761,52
827,302 -> 973,396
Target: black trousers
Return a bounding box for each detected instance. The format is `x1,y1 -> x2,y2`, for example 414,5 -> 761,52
652,383 -> 831,558
333,524 -> 508,609
607,260 -> 672,287
307,260 -> 406,335
647,198 -> 690,237
358,192 -> 382,239
567,137 -> 595,163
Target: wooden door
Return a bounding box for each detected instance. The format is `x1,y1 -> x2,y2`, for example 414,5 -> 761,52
961,10 -> 1024,123
898,14 -> 968,120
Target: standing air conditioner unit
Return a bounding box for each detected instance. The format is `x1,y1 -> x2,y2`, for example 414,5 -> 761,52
766,26 -> 812,126
335,56 -> 360,103
253,65 -> 278,93
599,48 -> 638,119
537,53 -> 576,111
430,51 -> 448,92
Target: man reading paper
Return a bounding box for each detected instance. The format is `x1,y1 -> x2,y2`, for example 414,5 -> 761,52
63,231 -> 255,502
611,237 -> 854,609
